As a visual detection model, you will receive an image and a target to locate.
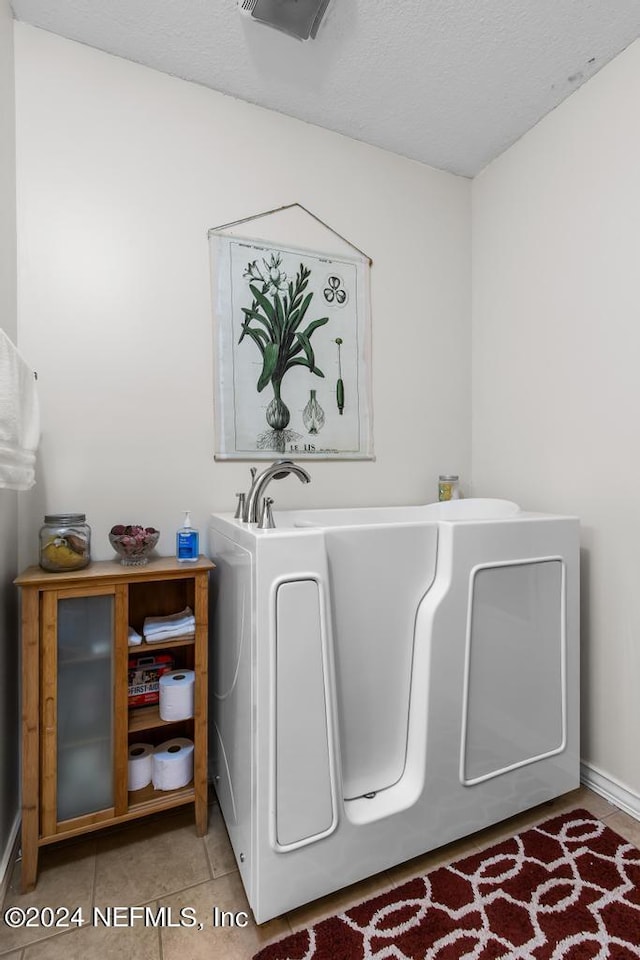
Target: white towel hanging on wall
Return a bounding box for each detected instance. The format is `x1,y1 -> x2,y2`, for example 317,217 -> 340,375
0,328 -> 40,490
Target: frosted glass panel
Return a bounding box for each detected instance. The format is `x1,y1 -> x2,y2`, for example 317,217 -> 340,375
57,595 -> 113,821
462,560 -> 564,784
275,579 -> 334,846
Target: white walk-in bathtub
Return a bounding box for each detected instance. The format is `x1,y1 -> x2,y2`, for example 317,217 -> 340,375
208,498 -> 579,923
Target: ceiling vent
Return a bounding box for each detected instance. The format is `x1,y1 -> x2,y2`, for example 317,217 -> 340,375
238,0 -> 332,41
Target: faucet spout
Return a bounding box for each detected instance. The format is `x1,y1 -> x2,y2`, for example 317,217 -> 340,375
243,459 -> 311,523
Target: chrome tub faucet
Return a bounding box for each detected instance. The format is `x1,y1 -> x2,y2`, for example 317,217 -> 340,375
243,459 -> 311,524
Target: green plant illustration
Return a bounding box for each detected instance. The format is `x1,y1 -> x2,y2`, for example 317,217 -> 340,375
239,254 -> 329,451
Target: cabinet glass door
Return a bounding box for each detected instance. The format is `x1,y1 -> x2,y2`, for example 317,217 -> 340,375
57,595 -> 114,821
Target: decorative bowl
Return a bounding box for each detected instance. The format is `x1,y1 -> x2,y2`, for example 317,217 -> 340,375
109,525 -> 159,566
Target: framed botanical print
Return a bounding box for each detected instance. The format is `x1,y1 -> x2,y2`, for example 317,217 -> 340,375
209,231 -> 373,460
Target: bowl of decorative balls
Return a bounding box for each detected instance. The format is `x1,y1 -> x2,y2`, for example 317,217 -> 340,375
109,525 -> 160,566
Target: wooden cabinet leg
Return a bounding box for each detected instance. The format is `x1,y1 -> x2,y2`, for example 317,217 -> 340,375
20,814 -> 38,893
195,791 -> 208,837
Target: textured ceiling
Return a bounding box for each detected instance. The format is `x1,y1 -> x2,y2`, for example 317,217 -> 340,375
11,0 -> 640,177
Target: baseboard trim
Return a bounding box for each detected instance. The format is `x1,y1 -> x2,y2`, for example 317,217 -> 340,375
0,813 -> 20,905
581,761 -> 640,821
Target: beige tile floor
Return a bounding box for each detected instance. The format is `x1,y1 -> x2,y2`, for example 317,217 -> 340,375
0,786 -> 635,959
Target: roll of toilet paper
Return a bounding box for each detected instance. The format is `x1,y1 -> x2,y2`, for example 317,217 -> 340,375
128,742 -> 153,792
158,669 -> 195,722
152,738 -> 194,791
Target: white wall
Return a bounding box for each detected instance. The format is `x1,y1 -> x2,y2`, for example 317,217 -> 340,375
472,38 -> 640,799
0,0 -> 20,883
14,24 -> 471,565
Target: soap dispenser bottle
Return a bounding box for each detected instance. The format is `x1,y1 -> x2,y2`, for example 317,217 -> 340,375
176,511 -> 199,563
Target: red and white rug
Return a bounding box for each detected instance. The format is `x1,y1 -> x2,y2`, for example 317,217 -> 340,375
254,809 -> 640,959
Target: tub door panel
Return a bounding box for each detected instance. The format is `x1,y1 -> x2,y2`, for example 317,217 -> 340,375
461,558 -> 565,785
326,524 -> 438,800
274,578 -> 336,848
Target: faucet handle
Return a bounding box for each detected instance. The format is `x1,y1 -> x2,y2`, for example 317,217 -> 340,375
258,497 -> 275,529
234,492 -> 246,520
240,468 -> 258,523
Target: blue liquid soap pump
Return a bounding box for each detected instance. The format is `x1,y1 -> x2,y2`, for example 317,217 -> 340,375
176,511 -> 199,563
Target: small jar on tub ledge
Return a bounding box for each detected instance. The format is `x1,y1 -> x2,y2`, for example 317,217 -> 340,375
438,475 -> 460,502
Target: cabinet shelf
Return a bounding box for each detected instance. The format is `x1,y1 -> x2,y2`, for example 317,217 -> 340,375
128,781 -> 195,816
128,704 -> 194,734
16,555 -> 214,892
127,635 -> 195,654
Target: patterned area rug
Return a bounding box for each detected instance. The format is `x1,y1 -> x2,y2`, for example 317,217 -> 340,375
254,809 -> 640,959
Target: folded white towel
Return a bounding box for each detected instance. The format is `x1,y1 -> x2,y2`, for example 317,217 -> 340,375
0,329 -> 40,491
128,626 -> 143,646
143,624 -> 196,643
143,606 -> 195,637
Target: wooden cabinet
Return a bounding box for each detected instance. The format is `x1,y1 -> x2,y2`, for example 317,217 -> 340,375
15,555 -> 214,892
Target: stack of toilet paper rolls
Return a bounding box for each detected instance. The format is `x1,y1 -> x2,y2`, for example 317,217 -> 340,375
128,738 -> 195,792
127,668 -> 195,792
